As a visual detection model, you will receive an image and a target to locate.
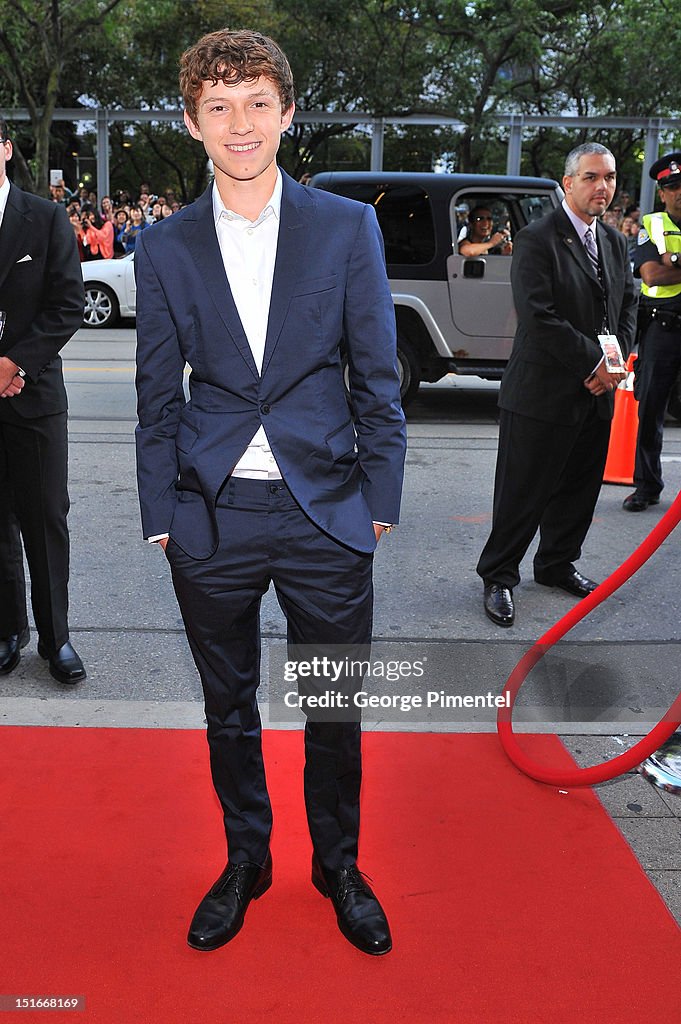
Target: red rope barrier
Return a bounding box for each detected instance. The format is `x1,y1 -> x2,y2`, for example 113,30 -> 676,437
497,491 -> 681,786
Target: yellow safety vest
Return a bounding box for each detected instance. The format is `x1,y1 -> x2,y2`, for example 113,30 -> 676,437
640,211 -> 681,299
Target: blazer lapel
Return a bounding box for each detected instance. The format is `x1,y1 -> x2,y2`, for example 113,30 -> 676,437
181,186 -> 258,379
261,172 -> 312,376
0,185 -> 31,292
596,221 -> 615,302
555,206 -> 602,289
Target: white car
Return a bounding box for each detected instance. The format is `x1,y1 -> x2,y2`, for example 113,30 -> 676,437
81,252 -> 136,328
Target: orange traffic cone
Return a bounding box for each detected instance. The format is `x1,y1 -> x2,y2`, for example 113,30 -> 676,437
603,353 -> 638,485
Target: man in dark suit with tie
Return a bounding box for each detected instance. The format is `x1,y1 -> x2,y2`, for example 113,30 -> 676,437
477,142 -> 637,627
134,29 -> 406,955
0,116 -> 86,683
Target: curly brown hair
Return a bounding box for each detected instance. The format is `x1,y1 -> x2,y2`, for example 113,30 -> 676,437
180,28 -> 295,125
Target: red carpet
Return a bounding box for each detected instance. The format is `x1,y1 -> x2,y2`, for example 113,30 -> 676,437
1,727 -> 678,1023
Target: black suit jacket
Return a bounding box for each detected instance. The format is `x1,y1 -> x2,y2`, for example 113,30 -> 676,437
499,205 -> 637,426
0,183 -> 84,419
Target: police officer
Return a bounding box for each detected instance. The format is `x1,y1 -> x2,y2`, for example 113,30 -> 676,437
623,152 -> 681,511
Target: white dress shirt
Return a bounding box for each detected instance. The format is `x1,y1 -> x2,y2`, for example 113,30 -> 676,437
213,172 -> 283,479
0,176 -> 10,229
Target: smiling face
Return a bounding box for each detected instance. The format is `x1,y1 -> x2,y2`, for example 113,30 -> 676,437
184,75 -> 294,202
469,208 -> 494,242
563,153 -> 617,224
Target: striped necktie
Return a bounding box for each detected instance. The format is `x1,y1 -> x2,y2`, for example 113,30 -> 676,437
584,227 -> 601,280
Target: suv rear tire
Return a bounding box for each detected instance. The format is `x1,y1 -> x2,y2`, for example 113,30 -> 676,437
396,337 -> 420,408
342,336 -> 421,409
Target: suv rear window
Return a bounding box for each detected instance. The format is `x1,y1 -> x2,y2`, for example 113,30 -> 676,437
321,182 -> 436,266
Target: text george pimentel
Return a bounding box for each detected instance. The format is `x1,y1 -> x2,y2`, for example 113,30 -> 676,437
284,691 -> 511,711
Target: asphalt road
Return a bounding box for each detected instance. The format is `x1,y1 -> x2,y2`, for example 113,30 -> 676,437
3,325 -> 680,737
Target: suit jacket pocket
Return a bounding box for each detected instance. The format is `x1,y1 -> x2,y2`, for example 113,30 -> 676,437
291,273 -> 338,296
325,420 -> 357,460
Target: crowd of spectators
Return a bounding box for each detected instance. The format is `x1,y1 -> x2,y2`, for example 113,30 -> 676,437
49,179 -> 185,261
602,191 -> 641,259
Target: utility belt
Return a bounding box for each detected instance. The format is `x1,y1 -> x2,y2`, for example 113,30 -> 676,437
649,306 -> 681,332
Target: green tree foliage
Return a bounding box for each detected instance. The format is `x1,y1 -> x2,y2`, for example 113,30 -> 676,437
1,0 -> 680,198
0,0 -> 126,194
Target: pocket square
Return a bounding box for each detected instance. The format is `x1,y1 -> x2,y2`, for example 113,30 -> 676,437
16,254 -> 32,263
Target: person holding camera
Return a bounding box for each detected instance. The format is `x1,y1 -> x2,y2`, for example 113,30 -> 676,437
81,208 -> 114,261
458,205 -> 513,257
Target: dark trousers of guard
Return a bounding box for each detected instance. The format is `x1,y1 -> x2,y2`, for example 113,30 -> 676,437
0,403 -> 70,648
477,404 -> 610,588
166,478 -> 374,873
633,316 -> 681,499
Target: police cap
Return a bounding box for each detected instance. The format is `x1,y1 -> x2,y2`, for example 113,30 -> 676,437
649,152 -> 681,187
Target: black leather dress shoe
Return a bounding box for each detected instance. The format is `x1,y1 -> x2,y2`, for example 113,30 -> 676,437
535,569 -> 598,599
312,855 -> 392,956
37,640 -> 86,684
483,583 -> 515,627
623,492 -> 660,512
187,852 -> 272,951
0,626 -> 30,675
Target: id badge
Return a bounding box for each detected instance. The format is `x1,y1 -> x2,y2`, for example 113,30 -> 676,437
598,333 -> 627,373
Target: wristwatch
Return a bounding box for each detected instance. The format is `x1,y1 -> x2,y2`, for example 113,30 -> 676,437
670,252 -> 679,265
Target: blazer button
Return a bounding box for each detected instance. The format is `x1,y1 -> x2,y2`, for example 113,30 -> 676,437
261,403 -> 271,415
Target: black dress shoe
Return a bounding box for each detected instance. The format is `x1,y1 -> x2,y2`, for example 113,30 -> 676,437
535,569 -> 598,599
483,583 -> 515,627
187,852 -> 272,951
312,855 -> 392,956
623,492 -> 660,512
0,626 -> 30,675
37,640 -> 86,684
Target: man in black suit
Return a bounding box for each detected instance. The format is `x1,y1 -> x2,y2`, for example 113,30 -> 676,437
477,142 -> 637,627
0,116 -> 86,682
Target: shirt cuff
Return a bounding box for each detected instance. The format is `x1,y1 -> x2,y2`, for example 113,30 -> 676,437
147,533 -> 169,543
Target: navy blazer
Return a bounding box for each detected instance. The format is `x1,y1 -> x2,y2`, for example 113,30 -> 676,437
499,205 -> 638,426
135,171 -> 406,558
0,184 -> 84,419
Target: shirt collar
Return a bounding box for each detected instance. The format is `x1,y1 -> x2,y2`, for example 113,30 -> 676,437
212,169 -> 282,227
562,197 -> 596,243
0,176 -> 11,220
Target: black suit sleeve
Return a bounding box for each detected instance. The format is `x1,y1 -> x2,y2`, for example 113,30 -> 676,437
5,201 -> 85,380
510,226 -> 603,381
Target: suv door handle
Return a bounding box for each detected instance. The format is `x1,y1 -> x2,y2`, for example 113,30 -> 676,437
462,259 -> 485,279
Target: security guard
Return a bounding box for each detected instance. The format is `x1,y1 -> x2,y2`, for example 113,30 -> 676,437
624,152 -> 681,511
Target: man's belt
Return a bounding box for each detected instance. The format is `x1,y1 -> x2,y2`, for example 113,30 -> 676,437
650,306 -> 681,331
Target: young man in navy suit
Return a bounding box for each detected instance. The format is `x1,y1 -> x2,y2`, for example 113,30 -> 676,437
134,29 -> 406,954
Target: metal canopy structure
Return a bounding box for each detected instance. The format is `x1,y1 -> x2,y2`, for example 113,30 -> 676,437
6,106 -> 681,212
